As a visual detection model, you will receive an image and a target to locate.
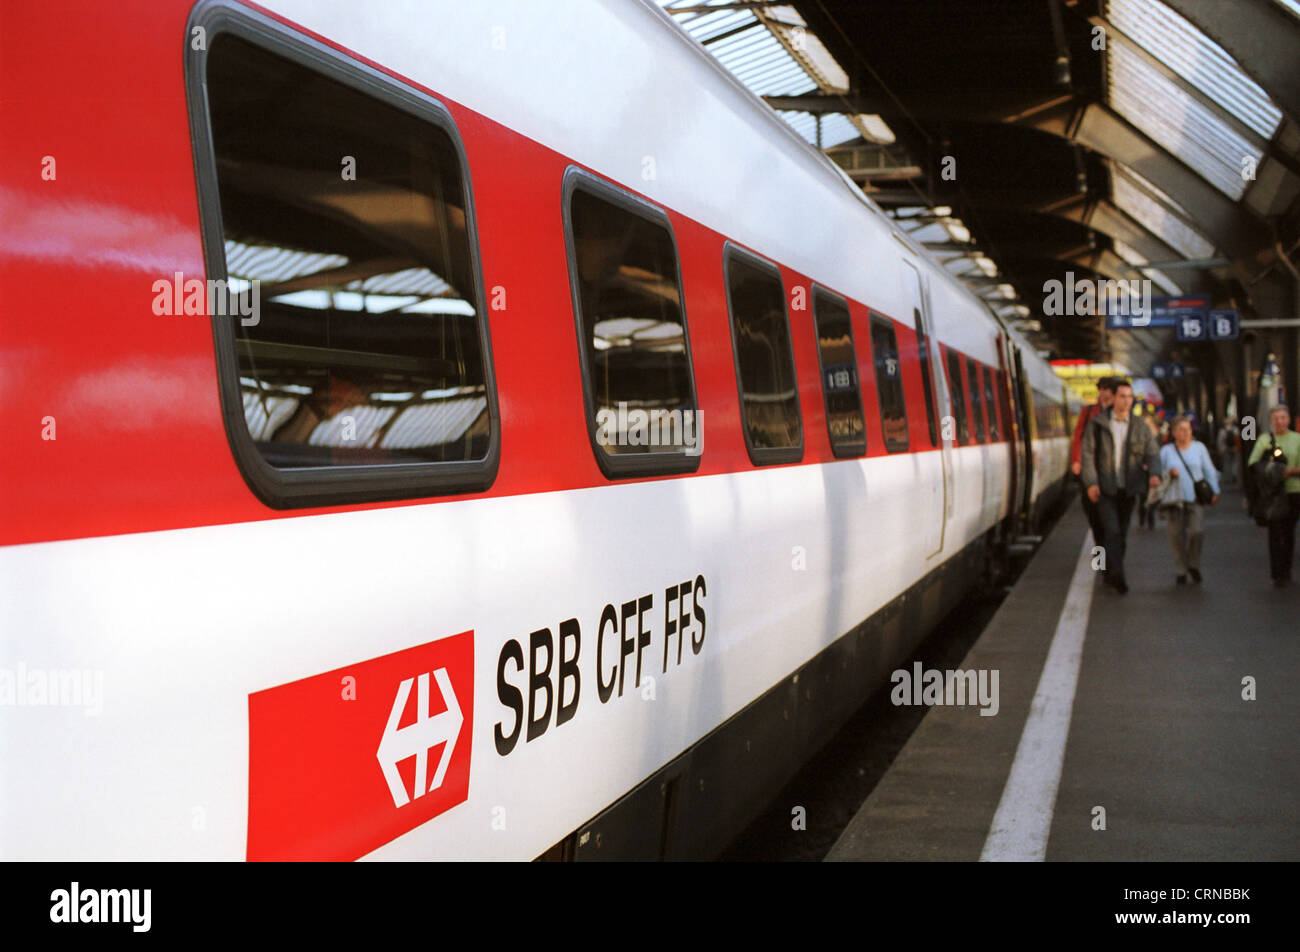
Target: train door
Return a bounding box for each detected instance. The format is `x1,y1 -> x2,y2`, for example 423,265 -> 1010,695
904,260 -> 949,558
1013,348 -> 1036,522
993,332 -> 1024,528
997,332 -> 1021,523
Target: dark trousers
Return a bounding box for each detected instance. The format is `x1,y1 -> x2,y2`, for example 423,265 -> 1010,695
1081,487 -> 1104,544
1267,494 -> 1300,581
1098,490 -> 1137,579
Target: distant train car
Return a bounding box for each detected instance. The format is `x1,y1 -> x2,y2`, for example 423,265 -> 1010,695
0,0 -> 1079,860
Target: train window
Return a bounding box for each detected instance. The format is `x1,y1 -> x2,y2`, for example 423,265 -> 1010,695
564,171 -> 701,477
723,246 -> 802,464
1032,390 -> 1060,438
983,366 -> 1001,441
189,24 -> 499,507
967,357 -> 987,444
869,316 -> 909,453
812,287 -> 866,458
1003,369 -> 1013,436
905,270 -> 938,447
945,349 -> 969,444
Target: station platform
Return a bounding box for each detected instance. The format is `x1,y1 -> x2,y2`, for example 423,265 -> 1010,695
827,489 -> 1300,861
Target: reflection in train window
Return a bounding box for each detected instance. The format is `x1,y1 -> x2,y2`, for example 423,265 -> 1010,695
869,316 -> 909,453
724,249 -> 802,464
968,357 -> 987,444
812,288 -> 866,458
983,365 -> 1001,441
206,35 -> 492,472
946,349 -> 969,444
1031,390 -> 1067,438
566,179 -> 699,474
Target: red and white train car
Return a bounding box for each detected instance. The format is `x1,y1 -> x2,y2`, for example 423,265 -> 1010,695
0,0 -> 1079,860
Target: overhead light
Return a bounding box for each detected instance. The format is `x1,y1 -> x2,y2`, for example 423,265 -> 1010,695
1053,55 -> 1071,87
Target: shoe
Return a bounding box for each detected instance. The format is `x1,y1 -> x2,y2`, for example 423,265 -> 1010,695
1189,569 -> 1202,584
1115,575 -> 1129,595
1176,575 -> 1187,586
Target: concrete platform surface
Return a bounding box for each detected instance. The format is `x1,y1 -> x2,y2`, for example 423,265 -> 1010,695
827,490 -> 1299,861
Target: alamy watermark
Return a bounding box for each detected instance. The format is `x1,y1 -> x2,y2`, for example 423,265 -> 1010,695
152,272 -> 260,326
1042,273 -> 1152,324
595,402 -> 701,454
50,883 -> 150,932
0,663 -> 103,716
890,662 -> 999,716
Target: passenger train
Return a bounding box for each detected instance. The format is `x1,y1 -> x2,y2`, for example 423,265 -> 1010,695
0,0 -> 1080,860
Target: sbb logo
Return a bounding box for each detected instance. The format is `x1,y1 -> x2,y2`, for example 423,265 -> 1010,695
377,669 -> 464,808
247,633 -> 474,861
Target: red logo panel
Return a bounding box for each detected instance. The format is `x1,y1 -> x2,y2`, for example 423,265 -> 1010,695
248,632 -> 474,861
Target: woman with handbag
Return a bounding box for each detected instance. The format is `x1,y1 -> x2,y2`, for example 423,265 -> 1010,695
1158,416 -> 1221,585
1247,405 -> 1300,587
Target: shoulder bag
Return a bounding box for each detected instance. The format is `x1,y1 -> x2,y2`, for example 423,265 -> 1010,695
1173,443 -> 1215,506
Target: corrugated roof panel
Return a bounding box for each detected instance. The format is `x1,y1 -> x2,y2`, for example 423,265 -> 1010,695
711,31 -> 813,95
813,112 -> 861,148
1108,43 -> 1256,200
659,0 -> 880,149
1109,0 -> 1283,140
309,405 -> 397,448
780,110 -> 817,143
1111,239 -> 1183,295
763,4 -> 850,92
1112,165 -> 1217,259
242,391 -> 300,441
679,8 -> 753,43
224,240 -> 347,283
380,397 -> 488,450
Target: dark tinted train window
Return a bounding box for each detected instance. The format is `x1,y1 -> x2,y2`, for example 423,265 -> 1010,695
946,349 -> 969,444
869,316 -> 909,453
812,288 -> 866,457
724,249 -> 802,463
983,366 -> 1001,441
566,177 -> 699,475
968,357 -> 987,444
201,33 -> 495,498
909,302 -> 938,447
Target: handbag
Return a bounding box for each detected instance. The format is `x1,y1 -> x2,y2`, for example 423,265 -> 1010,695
1251,435 -> 1290,525
1148,473 -> 1178,510
1173,443 -> 1215,506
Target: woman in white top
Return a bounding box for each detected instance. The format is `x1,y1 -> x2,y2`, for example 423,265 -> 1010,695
1158,416 -> 1221,585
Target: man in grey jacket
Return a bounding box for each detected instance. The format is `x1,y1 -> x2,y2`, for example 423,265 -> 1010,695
1080,380 -> 1162,594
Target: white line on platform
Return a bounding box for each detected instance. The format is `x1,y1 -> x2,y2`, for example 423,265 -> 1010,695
980,532 -> 1096,862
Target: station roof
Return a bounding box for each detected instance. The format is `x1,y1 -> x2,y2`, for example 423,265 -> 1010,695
658,0 -> 1300,374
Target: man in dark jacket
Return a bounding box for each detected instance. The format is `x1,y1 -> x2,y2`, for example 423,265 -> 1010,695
1080,380 -> 1162,593
1070,376 -> 1115,544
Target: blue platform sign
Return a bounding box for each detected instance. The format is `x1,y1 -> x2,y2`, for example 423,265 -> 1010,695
1208,309 -> 1239,341
1108,295 -> 1208,330
1175,311 -> 1208,341
1151,362 -> 1186,380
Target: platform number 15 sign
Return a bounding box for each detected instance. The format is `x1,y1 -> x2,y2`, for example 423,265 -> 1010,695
1176,314 -> 1206,341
